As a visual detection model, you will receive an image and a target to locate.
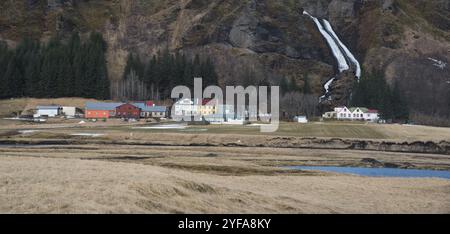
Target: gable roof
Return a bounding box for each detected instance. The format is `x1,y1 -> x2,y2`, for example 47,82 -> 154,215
349,107 -> 369,113
85,102 -> 123,111
175,98 -> 194,105
334,106 -> 381,114
133,103 -> 166,112
145,106 -> 167,112
116,103 -> 140,109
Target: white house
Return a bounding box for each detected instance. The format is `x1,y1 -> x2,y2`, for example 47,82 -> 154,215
173,98 -> 199,117
323,106 -> 379,122
34,105 -> 62,118
294,116 -> 308,123
133,102 -> 167,118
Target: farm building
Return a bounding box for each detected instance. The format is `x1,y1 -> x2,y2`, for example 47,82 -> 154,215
85,101 -> 167,119
133,103 -> 167,118
173,98 -> 198,117
116,103 -> 141,119
323,106 -> 380,122
34,105 -> 62,118
62,106 -> 83,118
85,102 -> 122,119
173,98 -> 220,117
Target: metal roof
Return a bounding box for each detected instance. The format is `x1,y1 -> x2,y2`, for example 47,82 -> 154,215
85,102 -> 123,111
36,105 -> 61,110
133,103 -> 166,112
86,102 -> 167,112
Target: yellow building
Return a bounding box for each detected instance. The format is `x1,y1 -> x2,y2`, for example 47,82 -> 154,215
199,99 -> 218,116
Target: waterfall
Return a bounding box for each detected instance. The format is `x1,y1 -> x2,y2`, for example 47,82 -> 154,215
319,77 -> 336,101
303,11 -> 349,72
303,11 -> 361,102
322,19 -> 361,79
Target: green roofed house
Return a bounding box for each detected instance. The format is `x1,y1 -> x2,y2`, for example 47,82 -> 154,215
322,106 -> 380,122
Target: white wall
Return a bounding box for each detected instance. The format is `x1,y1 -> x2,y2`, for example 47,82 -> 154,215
36,109 -> 59,117
62,107 -> 76,117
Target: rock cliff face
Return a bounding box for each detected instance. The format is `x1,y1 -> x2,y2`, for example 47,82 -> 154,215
0,0 -> 449,118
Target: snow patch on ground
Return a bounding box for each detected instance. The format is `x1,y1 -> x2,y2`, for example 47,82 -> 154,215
133,124 -> 188,130
180,129 -> 208,132
428,58 -> 447,69
70,133 -> 105,137
18,130 -> 38,134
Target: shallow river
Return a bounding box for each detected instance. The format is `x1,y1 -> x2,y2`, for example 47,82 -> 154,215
287,166 -> 450,180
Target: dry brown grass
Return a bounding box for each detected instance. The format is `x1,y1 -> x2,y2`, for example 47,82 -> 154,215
0,97 -> 98,117
0,144 -> 449,213
0,154 -> 448,214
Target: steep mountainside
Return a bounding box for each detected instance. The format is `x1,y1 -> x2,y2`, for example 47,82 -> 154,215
0,0 -> 449,119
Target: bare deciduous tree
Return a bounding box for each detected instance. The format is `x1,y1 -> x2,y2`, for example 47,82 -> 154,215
280,92 -> 319,120
111,70 -> 149,101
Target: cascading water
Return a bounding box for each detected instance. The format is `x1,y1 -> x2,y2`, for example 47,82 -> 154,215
303,11 -> 361,102
322,19 -> 361,79
303,11 -> 349,72
319,77 -> 335,101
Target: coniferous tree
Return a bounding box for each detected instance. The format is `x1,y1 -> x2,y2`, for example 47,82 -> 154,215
182,59 -> 194,89
0,33 -> 110,100
280,77 -> 289,95
391,82 -> 409,121
351,71 -> 409,121
447,89 -> 450,118
303,74 -> 311,94
242,68 -> 257,87
120,50 -> 219,100
2,57 -> 22,98
289,77 -> 299,93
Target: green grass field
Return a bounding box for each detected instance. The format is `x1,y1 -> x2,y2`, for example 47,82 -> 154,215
102,122 -> 388,139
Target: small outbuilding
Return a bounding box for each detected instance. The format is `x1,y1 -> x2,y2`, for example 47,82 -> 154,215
62,106 -> 83,118
294,116 -> 308,123
34,105 -> 62,118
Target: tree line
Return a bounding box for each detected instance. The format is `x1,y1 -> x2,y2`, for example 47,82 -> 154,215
0,32 -> 110,100
279,74 -> 317,119
351,71 -> 409,122
115,50 -> 219,101
279,74 -> 312,95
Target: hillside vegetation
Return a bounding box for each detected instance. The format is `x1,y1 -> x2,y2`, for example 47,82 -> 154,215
0,97 -> 97,117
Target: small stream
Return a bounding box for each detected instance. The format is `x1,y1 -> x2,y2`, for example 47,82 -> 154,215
287,166 -> 450,180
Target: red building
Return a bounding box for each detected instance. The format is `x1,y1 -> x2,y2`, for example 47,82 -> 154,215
115,103 -> 140,119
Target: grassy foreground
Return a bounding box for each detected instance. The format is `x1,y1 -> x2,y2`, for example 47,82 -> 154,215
0,144 -> 449,213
